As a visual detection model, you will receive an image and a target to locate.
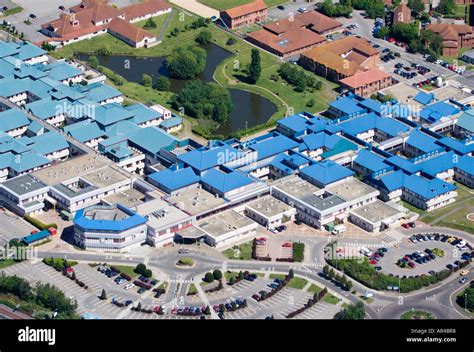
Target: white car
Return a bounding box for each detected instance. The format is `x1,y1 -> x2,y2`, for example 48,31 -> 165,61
124,284 -> 134,290
297,7 -> 307,13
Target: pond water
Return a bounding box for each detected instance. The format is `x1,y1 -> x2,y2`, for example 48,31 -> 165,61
78,43 -> 277,134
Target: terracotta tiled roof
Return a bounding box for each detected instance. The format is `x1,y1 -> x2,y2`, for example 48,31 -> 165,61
224,0 -> 267,19
41,11 -> 105,40
247,27 -> 326,55
301,37 -> 378,76
70,0 -> 107,13
339,68 -> 391,88
108,17 -> 155,43
264,11 -> 341,35
122,0 -> 171,21
427,24 -> 474,41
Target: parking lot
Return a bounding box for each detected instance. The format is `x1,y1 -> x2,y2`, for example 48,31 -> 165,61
267,1 -> 316,20
374,234 -> 472,277
0,209 -> 37,246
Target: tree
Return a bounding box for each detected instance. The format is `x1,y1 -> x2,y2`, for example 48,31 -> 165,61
136,302 -> 142,311
328,268 -> 335,280
306,98 -> 315,108
195,30 -> 212,45
390,23 -> 419,43
408,0 -> 425,16
346,280 -> 353,291
226,37 -> 237,46
437,0 -> 455,15
374,26 -> 389,39
334,302 -> 366,320
213,269 -> 223,281
144,17 -> 156,29
229,277 -> 235,285
153,75 -> 171,91
99,289 -> 107,300
365,0 -> 385,19
204,272 -> 214,283
88,56 -> 99,69
238,271 -> 244,280
204,306 -> 211,315
248,48 -> 261,84
172,80 -> 234,123
288,269 -> 294,279
143,269 -> 152,279
135,263 -> 147,276
323,265 -> 330,277
166,45 -> 207,80
142,74 -> 152,87
457,287 -> 474,312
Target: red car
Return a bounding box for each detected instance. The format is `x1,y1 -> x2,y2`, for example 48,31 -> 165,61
402,223 -> 410,229
369,260 -> 378,265
252,294 -> 261,301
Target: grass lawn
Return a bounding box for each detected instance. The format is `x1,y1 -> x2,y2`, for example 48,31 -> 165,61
287,277 -> 308,290
158,282 -> 168,289
323,294 -> 341,305
112,265 -> 139,278
0,259 -> 19,269
224,271 -> 239,281
55,6 -> 338,135
307,284 -> 323,294
2,6 -> 23,17
400,310 -> 435,320
222,240 -> 253,260
269,273 -> 286,280
400,200 -> 426,216
176,257 -> 194,266
188,283 -> 198,295
198,0 -> 289,11
419,183 -> 474,234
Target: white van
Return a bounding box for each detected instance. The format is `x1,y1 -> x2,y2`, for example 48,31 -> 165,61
331,224 -> 347,235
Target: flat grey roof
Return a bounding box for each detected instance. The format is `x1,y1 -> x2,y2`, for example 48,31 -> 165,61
197,210 -> 257,239
350,200 -> 401,223
246,195 -> 294,218
273,176 -> 321,199
168,188 -> 226,216
84,206 -> 129,221
176,225 -> 206,239
1,174 -> 48,196
327,178 -> 378,202
103,188 -> 145,208
380,83 -> 422,112
135,198 -> 189,229
300,193 -> 345,211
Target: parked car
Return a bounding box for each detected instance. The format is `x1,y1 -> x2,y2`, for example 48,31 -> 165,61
460,277 -> 467,284
460,270 -> 470,276
137,287 -> 146,294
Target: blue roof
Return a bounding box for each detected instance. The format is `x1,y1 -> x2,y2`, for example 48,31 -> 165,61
249,133 -> 299,161
64,121 -> 105,143
420,101 -> 460,122
160,116 -> 182,128
81,83 -> 122,103
385,155 -> 421,174
417,151 -> 456,176
354,149 -> 388,173
0,109 -> 30,132
9,151 -> 50,173
42,61 -> 82,81
128,126 -> 178,155
125,103 -> 161,125
178,144 -> 241,171
105,120 -> 140,138
148,167 -> 200,192
414,92 -> 435,106
390,104 -> 414,118
340,113 -> 410,137
9,41 -> 46,61
0,42 -> 19,58
300,132 -> 341,151
31,132 -> 69,155
106,145 -> 133,160
358,99 -> 384,115
403,174 -> 456,200
201,167 -> 254,193
405,129 -> 442,154
435,136 -> 474,155
300,160 -> 354,186
455,110 -> 474,133
22,230 -> 50,245
74,204 -> 146,232
94,103 -> 134,127
26,120 -> 44,134
376,170 -> 406,192
329,97 -> 366,116
277,114 -> 314,134
0,58 -> 15,78
456,155 -> 474,176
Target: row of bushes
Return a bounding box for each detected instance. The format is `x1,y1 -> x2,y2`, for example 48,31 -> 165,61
205,280 -> 223,293
192,120 -> 278,141
286,287 -> 328,319
259,272 -> 292,302
43,257 -> 76,269
24,215 -> 57,231
327,258 -> 451,293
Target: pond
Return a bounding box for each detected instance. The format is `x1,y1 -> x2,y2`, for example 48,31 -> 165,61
78,43 -> 277,135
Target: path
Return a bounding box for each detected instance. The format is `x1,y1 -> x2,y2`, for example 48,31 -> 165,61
156,9 -> 174,42
194,276 -> 219,319
169,0 -> 219,18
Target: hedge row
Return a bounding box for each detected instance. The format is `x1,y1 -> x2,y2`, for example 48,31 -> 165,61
24,215 -> 57,231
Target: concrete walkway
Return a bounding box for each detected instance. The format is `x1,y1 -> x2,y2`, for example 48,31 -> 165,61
169,0 -> 219,18
194,275 -> 219,319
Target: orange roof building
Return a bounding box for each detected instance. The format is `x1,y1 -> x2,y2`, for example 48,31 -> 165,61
220,0 -> 268,29
339,68 -> 393,98
299,36 -> 380,82
40,0 -> 171,48
427,23 -> 474,56
246,11 -> 342,57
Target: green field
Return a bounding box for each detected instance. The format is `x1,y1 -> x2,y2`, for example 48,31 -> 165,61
307,284 -> 324,294
287,277 -> 308,290
0,260 -> 18,269
400,310 -> 435,320
112,265 -> 139,278
2,6 -> 23,17
198,0 -> 289,11
188,283 -> 198,294
223,240 -> 253,260
224,271 -> 240,281
418,183 -> 474,234
323,294 -> 341,305
55,6 -> 337,138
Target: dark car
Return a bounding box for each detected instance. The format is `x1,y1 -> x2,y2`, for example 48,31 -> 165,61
409,222 -> 416,228
59,5 -> 65,10
29,13 -> 36,19
137,287 -> 146,294
277,5 -> 285,10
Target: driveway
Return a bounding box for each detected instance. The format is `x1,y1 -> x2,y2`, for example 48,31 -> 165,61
168,0 -> 219,18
